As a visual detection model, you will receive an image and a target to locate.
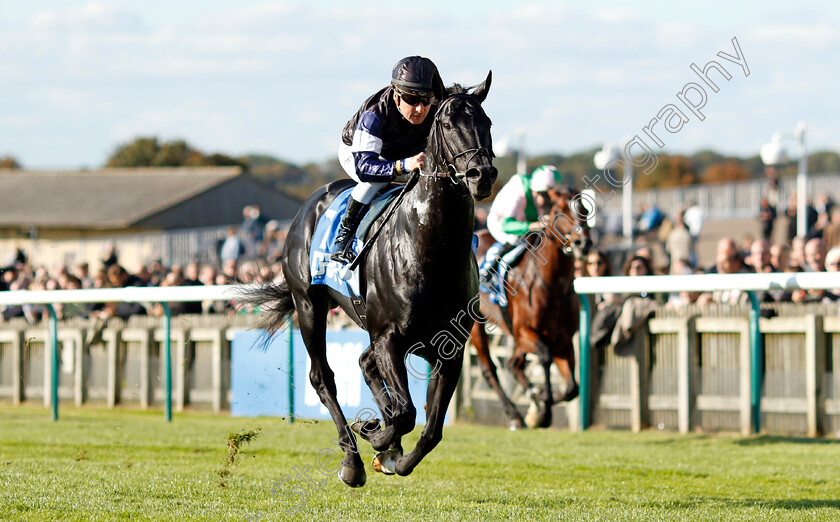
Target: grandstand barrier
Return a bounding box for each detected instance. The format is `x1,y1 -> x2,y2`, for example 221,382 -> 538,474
574,272 -> 840,436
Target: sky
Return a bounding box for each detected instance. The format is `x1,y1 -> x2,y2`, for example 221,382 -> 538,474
2,0 -> 839,169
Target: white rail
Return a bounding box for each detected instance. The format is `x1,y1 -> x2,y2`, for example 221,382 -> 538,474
574,272 -> 840,295
0,284 -> 238,305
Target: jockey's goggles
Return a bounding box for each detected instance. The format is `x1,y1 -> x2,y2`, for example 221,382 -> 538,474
396,89 -> 432,107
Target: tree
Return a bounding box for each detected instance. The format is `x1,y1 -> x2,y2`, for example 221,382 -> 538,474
153,140 -> 193,166
702,159 -> 751,184
0,156 -> 21,169
636,154 -> 698,190
106,137 -> 160,167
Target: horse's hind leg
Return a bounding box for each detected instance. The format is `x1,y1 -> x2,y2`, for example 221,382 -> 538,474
296,290 -> 366,487
470,322 -> 525,429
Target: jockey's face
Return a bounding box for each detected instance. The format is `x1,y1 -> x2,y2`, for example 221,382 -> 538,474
534,188 -> 564,214
393,92 -> 432,125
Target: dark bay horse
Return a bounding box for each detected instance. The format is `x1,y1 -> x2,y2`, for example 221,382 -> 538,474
471,193 -> 590,429
241,73 -> 497,487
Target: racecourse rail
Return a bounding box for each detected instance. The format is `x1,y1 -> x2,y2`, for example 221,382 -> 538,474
3,273 -> 840,432
573,272 -> 840,433
0,285 -> 239,422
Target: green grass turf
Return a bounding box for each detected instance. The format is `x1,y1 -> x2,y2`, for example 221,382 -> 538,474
1,405 -> 840,521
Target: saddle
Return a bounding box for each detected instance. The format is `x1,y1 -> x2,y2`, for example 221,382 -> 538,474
309,184 -> 405,327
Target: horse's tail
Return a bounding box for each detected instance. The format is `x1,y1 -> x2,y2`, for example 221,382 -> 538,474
237,280 -> 295,336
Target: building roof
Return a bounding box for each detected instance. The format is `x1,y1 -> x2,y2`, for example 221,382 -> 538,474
0,167 -> 299,229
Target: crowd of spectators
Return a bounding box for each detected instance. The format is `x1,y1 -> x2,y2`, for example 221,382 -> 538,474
0,206 -> 288,324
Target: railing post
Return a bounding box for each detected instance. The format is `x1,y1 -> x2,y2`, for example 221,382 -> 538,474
578,295 -> 591,430
748,291 -> 763,433
163,303 -> 172,423
288,325 -> 295,424
47,305 -> 58,421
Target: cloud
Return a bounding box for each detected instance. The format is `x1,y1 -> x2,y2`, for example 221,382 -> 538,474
29,1 -> 144,34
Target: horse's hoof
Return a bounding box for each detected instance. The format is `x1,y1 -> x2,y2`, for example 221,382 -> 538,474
371,449 -> 400,475
525,402 -> 541,429
350,419 -> 381,440
508,419 -> 525,431
338,463 -> 367,488
561,382 -> 579,402
525,401 -> 552,429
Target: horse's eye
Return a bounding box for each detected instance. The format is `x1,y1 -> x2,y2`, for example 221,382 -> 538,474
442,123 -> 451,130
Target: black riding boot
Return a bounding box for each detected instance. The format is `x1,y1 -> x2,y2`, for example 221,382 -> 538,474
331,198 -> 369,264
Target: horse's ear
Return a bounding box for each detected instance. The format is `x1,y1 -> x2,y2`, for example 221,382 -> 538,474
472,70 -> 492,103
432,70 -> 445,102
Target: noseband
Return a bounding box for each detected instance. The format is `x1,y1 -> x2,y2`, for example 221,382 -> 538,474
421,94 -> 493,183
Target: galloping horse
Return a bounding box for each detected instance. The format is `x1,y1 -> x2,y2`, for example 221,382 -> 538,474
470,192 -> 590,429
242,73 -> 497,486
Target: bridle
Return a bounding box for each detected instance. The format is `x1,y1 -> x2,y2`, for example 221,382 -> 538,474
420,94 -> 494,183
544,192 -> 592,260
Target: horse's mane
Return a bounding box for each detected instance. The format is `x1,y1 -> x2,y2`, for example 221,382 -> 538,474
445,83 -> 469,96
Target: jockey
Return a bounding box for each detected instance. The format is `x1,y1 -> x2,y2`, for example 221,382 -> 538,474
332,55 -> 444,264
480,164 -> 572,282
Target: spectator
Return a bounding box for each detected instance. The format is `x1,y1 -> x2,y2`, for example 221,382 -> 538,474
220,226 -> 245,264
698,237 -> 750,305
748,239 -> 784,303
153,269 -> 202,316
789,236 -> 807,271
823,207 -> 840,251
147,259 -> 166,286
222,258 -> 239,283
759,197 -> 776,242
240,205 -> 267,255
748,239 -> 774,274
637,203 -> 664,236
263,221 -> 286,264
97,265 -> 146,319
609,255 -> 656,354
134,263 -> 153,286
825,247 -> 840,297
770,243 -> 790,272
573,258 -> 585,279
683,201 -> 704,244
100,242 -> 119,270
74,262 -> 94,289
667,261 -> 702,307
665,209 -> 693,273
804,238 -> 826,272
587,249 -> 622,351
764,166 -> 780,212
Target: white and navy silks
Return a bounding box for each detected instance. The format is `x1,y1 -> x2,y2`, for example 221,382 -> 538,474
338,86 -> 436,203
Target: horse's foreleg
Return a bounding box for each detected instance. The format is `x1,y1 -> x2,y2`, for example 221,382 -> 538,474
357,345 -> 403,456
514,328 -> 555,428
471,322 -> 525,429
553,344 -> 579,402
364,332 -> 416,452
394,360 -> 460,476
